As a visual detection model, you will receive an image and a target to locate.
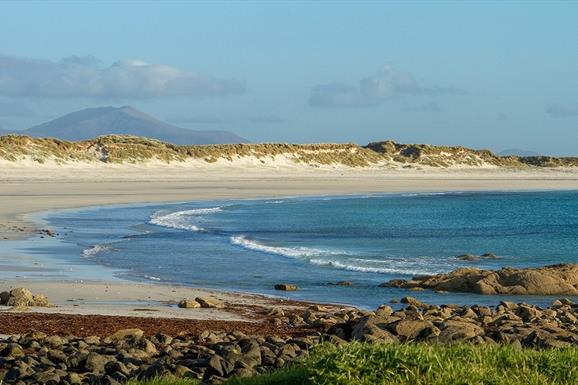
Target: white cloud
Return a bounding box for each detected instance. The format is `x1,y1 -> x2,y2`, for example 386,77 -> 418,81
546,103 -> 578,118
309,64 -> 465,107
0,55 -> 246,99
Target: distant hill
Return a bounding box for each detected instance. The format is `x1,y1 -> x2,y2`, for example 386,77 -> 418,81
22,106 -> 247,145
0,128 -> 13,136
499,148 -> 541,157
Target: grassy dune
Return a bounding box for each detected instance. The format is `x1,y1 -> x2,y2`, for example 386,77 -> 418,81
130,343 -> 578,385
1,134 -> 577,168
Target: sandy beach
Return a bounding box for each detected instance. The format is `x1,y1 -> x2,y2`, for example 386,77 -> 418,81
1,163 -> 578,324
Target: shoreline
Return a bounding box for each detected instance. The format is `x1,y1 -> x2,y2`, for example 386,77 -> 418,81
2,167 -> 578,321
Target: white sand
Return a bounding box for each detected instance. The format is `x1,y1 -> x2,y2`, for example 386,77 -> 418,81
1,162 -> 577,319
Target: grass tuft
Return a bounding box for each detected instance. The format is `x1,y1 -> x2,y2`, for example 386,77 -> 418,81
127,343 -> 578,385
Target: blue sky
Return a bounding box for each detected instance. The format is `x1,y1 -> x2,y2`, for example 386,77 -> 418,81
0,1 -> 577,154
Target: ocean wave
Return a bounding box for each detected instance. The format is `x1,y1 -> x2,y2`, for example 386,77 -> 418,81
149,207 -> 222,232
144,275 -> 161,281
309,257 -> 451,276
82,244 -> 112,258
230,235 -> 342,258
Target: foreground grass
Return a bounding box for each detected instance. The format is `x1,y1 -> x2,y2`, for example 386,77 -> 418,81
131,342 -> 578,385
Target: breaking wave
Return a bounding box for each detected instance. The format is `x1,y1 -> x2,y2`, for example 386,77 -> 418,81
149,207 -> 222,232
82,244 -> 112,258
230,235 -> 342,258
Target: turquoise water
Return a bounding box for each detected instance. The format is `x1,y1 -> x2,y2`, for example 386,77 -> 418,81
37,191 -> 578,308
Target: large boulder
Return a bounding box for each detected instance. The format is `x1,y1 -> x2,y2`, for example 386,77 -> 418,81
2,288 -> 53,307
381,264 -> 578,296
7,288 -> 35,307
351,316 -> 399,343
178,298 -> 201,309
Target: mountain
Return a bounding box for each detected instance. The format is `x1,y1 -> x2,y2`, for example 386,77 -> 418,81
499,148 -> 541,157
23,106 -> 247,144
0,128 -> 13,136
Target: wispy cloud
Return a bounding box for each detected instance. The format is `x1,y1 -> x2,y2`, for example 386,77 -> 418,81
309,64 -> 466,108
545,103 -> 578,118
0,55 -> 246,99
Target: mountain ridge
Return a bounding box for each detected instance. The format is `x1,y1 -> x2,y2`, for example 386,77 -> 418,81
16,106 -> 247,145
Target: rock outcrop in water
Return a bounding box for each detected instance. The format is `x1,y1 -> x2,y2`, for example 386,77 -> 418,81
381,264 -> 578,296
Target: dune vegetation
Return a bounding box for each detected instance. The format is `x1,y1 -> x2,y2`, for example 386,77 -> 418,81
0,134 -> 577,168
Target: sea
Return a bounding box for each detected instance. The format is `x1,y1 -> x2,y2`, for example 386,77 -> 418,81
25,190 -> 578,309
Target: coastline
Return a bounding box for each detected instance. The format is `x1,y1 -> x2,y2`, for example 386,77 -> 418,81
2,166 -> 578,322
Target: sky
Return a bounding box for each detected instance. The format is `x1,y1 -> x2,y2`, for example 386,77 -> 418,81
0,1 -> 577,155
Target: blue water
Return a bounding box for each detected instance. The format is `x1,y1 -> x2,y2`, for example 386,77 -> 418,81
37,191 -> 578,309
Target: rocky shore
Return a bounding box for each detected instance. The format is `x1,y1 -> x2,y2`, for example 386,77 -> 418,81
2,296 -> 578,384
382,263 -> 578,296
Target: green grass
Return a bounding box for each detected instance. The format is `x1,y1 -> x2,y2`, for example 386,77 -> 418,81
129,343 -> 578,385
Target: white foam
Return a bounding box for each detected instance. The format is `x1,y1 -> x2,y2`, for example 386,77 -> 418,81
82,244 -> 111,258
309,257 -> 451,276
149,207 -> 222,232
144,275 -> 161,281
230,235 -> 340,258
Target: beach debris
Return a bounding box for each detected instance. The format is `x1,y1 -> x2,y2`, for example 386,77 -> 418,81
274,283 -> 299,291
379,264 -> 578,296
0,288 -> 53,308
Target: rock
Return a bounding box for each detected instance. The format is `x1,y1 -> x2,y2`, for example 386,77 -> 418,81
0,291 -> 9,305
0,343 -> 24,358
375,304 -> 393,317
481,252 -> 498,259
32,294 -> 51,307
351,316 -> 399,343
400,296 -> 427,308
390,320 -> 435,340
3,287 -> 52,307
7,288 -> 34,307
335,281 -> 353,286
195,297 -> 225,309
381,264 -> 578,296
437,320 -> 485,342
178,298 -> 201,309
110,329 -> 144,340
85,352 -> 115,374
457,254 -> 479,261
274,284 -> 299,291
